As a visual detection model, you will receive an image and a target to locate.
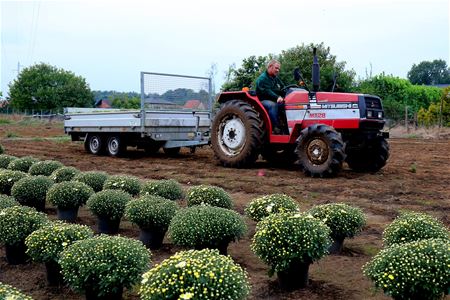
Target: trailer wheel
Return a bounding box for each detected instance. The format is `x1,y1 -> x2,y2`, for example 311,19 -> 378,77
211,100 -> 264,168
346,137 -> 389,172
84,133 -> 105,155
106,135 -> 126,157
295,124 -> 345,177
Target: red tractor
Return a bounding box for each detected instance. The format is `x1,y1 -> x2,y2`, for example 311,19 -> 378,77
211,49 -> 389,177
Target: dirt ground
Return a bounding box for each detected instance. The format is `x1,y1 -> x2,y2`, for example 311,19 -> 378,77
0,116 -> 449,300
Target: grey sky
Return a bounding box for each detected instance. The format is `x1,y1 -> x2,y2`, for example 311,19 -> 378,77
1,0 -> 449,96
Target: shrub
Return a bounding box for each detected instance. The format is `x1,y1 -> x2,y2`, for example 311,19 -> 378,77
244,194 -> 299,222
103,174 -> 141,196
46,181 -> 94,209
59,235 -> 151,297
0,194 -> 19,209
7,156 -> 39,172
0,154 -> 17,169
28,160 -> 64,176
25,221 -> 94,263
308,203 -> 366,239
140,249 -> 250,300
11,175 -> 53,208
0,144 -> 3,155
0,169 -> 28,195
363,238 -> 450,300
50,166 -> 80,183
251,212 -> 331,274
73,171 -> 109,192
125,195 -> 178,231
169,206 -> 246,249
382,211 -> 449,247
0,282 -> 33,300
0,206 -> 48,246
186,185 -> 232,208
141,179 -> 184,201
87,189 -> 132,220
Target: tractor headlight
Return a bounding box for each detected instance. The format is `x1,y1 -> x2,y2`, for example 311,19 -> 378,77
367,110 -> 373,118
378,111 -> 383,119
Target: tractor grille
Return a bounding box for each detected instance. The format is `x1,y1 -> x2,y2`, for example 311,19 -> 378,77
364,97 -> 382,109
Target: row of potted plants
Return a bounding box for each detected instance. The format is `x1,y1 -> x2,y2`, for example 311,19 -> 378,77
0,208 -> 249,299
1,153 -> 448,299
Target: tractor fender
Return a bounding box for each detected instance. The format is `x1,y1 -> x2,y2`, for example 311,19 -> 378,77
217,91 -> 271,132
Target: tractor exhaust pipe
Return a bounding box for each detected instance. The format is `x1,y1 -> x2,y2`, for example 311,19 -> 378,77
312,48 -> 320,92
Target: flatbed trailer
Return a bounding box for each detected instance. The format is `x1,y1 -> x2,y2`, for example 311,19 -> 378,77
64,72 -> 212,156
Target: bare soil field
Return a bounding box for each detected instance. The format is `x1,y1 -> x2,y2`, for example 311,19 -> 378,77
0,116 -> 449,300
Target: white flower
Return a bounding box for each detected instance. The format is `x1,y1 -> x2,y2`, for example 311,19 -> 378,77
266,204 -> 274,213
176,261 -> 187,268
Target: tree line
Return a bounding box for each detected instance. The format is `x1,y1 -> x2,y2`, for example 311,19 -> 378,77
3,43 -> 450,125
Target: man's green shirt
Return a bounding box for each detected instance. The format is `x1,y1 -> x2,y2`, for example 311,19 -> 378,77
255,71 -> 285,102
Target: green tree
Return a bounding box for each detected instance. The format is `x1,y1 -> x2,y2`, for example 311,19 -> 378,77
111,96 -> 140,109
407,59 -> 450,85
418,86 -> 450,126
222,55 -> 268,91
8,63 -> 93,110
278,43 -> 355,92
221,43 -> 356,92
355,74 -> 442,121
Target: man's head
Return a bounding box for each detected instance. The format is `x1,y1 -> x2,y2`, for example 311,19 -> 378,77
267,59 -> 281,77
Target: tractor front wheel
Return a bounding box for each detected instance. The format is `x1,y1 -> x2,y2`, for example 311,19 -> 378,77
295,124 -> 345,177
211,100 -> 264,168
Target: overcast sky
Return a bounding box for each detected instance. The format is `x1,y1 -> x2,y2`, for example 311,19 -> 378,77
1,0 -> 449,96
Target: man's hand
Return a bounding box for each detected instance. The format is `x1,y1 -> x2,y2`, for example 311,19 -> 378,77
277,96 -> 284,103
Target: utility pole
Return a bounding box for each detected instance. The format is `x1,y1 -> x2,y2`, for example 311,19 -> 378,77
14,62 -> 24,75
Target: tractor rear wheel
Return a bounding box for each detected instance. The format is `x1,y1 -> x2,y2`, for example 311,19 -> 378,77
212,100 -> 264,168
295,124 -> 345,177
345,136 -> 389,172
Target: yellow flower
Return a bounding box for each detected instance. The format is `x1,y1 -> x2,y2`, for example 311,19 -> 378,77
388,274 -> 394,280
179,292 -> 194,299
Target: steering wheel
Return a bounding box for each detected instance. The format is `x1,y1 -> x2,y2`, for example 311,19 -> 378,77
282,84 -> 300,92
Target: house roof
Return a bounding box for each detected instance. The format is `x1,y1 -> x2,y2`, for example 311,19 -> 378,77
183,100 -> 204,109
94,99 -> 112,107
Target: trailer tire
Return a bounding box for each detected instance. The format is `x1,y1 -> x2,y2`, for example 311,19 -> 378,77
295,124 -> 345,177
212,100 -> 264,168
106,135 -> 126,157
346,137 -> 389,172
84,133 -> 105,155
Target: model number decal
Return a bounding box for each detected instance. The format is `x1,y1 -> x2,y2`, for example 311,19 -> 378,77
320,103 -> 357,109
309,112 -> 326,118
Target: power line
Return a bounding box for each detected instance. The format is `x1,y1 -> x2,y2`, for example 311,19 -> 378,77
27,1 -> 41,64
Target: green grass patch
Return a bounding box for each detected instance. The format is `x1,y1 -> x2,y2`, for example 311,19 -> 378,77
359,244 -> 379,256
53,136 -> 71,143
6,132 -> 19,138
0,119 -> 12,125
